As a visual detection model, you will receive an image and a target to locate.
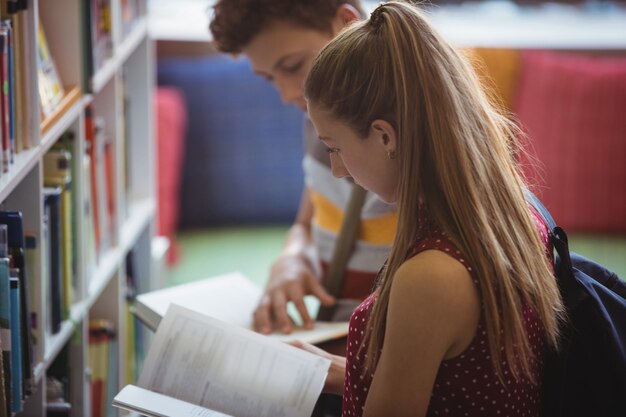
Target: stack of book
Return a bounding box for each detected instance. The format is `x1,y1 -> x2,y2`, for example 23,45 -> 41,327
0,1 -> 38,176
88,319 -> 116,417
0,212 -> 35,415
84,106 -> 116,272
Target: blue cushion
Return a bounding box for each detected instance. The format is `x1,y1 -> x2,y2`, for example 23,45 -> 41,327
158,54 -> 304,227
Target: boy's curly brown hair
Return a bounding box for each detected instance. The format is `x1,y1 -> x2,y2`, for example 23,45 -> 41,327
209,0 -> 365,53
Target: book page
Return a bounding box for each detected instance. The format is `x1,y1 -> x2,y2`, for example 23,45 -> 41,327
134,272 -> 349,344
114,385 -> 230,417
138,304 -> 331,417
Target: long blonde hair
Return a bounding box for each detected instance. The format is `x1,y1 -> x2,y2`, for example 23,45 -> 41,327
305,2 -> 564,382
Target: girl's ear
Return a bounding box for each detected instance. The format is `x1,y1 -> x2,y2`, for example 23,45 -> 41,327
370,119 -> 397,155
332,4 -> 361,33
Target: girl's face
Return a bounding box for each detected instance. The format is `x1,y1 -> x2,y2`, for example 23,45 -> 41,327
308,104 -> 399,204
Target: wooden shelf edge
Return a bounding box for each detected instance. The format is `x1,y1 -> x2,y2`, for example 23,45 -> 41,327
39,86 -> 82,135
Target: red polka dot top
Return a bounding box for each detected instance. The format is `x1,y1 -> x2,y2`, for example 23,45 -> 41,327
341,207 -> 551,417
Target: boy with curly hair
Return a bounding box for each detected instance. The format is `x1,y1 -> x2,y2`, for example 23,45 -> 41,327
209,0 -> 396,344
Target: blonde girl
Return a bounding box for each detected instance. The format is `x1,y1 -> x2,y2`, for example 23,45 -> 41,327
296,2 -> 565,416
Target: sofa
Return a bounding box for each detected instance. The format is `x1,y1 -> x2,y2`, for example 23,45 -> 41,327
155,49 -> 626,279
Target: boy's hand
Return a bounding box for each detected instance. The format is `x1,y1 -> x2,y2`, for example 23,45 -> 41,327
254,253 -> 335,334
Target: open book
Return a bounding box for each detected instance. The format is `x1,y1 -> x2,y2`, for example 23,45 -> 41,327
113,304 -> 331,417
133,272 -> 349,345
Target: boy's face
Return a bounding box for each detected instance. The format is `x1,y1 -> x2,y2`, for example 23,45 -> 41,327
243,20 -> 339,112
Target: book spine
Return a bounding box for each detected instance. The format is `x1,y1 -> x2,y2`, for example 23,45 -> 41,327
1,20 -> 14,165
60,181 -> 72,316
18,3 -> 33,149
82,152 -> 97,281
0,28 -> 8,173
44,150 -> 74,316
89,320 -> 113,417
84,107 -> 101,257
55,133 -> 79,291
94,117 -> 110,252
6,21 -> 14,165
0,211 -> 34,397
7,10 -> 22,156
105,330 -> 117,417
44,189 -> 63,334
9,276 -> 22,413
0,256 -> 11,417
24,235 -> 39,364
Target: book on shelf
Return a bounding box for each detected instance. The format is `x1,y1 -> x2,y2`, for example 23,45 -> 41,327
124,250 -> 140,384
0,337 -> 5,417
133,271 -> 349,345
45,377 -> 71,417
24,234 -> 41,364
84,107 -> 114,258
84,107 -> 100,255
43,187 -> 64,335
79,0 -> 93,92
0,211 -> 34,400
81,147 -> 97,281
103,131 -> 115,242
93,0 -> 113,69
119,66 -> 130,220
44,148 -> 75,317
88,319 -> 116,417
4,0 -> 34,151
36,18 -> 64,119
82,0 -> 112,86
2,2 -> 20,156
0,232 -> 11,417
8,275 -> 21,413
0,19 -> 15,172
2,18 -> 15,166
0,258 -> 25,415
46,340 -> 73,417
114,304 -> 331,417
51,133 -> 79,304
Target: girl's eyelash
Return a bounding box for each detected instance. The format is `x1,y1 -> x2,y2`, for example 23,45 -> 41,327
326,148 -> 340,154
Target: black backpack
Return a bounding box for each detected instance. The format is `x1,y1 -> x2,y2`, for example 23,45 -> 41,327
525,190 -> 626,417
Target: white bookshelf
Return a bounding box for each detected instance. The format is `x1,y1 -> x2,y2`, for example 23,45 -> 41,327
0,0 -> 156,415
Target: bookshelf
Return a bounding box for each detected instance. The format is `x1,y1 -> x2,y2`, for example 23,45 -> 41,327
0,0 -> 155,416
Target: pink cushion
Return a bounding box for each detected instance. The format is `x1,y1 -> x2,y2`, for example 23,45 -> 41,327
515,51 -> 626,233
155,87 -> 187,263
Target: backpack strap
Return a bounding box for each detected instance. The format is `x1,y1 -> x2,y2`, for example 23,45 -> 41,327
523,188 -> 556,231
523,189 -> 577,289
317,183 -> 367,321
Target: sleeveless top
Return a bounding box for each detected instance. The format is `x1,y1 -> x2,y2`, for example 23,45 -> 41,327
303,118 -> 396,300
342,208 -> 551,417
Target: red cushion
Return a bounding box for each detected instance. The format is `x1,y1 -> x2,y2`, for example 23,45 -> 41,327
515,51 -> 626,233
155,87 -> 187,263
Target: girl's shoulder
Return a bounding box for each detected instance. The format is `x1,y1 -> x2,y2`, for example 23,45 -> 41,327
394,248 -> 474,299
387,248 -> 482,363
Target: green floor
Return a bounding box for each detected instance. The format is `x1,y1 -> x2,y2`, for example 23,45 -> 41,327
166,225 -> 290,288
166,226 -> 626,287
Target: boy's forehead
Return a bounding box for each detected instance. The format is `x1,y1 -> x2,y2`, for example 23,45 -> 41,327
248,20 -> 326,49
243,21 -> 330,69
